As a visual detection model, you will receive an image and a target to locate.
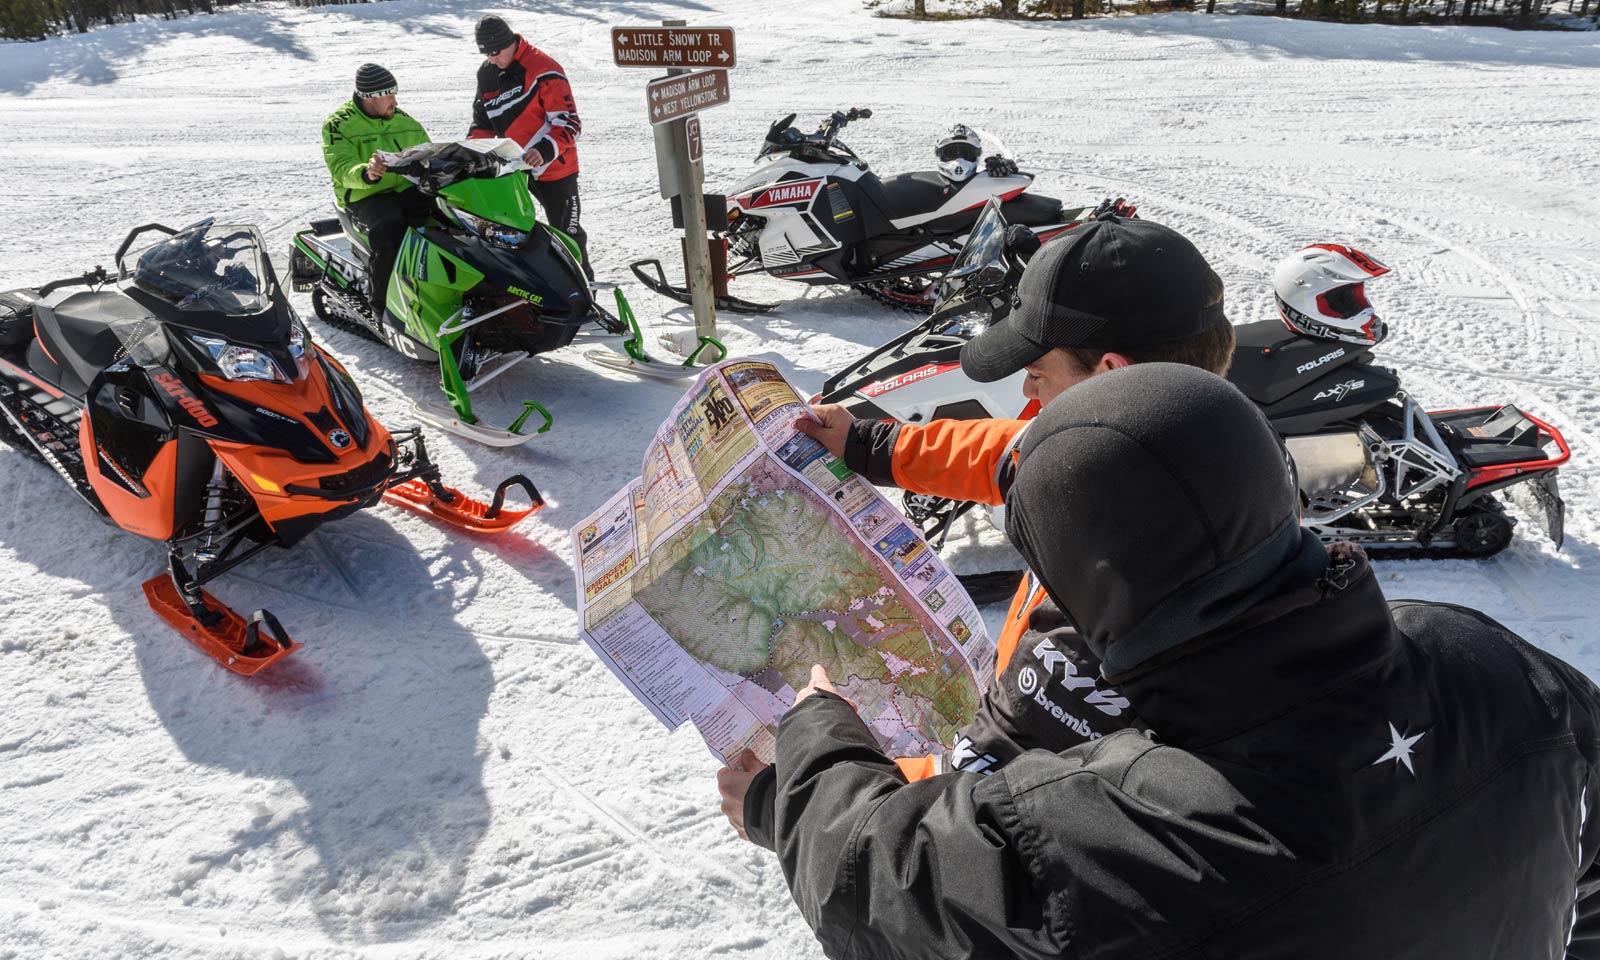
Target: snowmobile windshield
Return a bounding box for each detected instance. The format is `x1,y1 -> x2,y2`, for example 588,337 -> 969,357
931,200 -> 1009,321
125,222 -> 271,315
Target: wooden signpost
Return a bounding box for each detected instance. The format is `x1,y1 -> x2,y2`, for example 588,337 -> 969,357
613,22 -> 735,349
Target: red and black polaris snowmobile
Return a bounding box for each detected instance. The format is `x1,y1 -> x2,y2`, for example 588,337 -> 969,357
0,220 -> 544,675
819,201 -> 1569,586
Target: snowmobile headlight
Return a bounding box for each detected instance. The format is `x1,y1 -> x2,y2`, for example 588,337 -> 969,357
286,312 -> 311,377
447,204 -> 528,249
189,334 -> 292,384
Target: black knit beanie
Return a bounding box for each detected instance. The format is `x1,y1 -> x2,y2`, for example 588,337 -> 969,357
354,63 -> 397,99
476,16 -> 516,55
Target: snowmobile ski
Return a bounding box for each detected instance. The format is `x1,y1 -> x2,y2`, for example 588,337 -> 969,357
382,474 -> 544,534
585,288 -> 728,381
143,575 -> 296,677
629,258 -> 777,315
409,394 -> 552,447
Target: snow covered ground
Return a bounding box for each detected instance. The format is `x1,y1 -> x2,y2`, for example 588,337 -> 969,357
2,2 -> 1598,956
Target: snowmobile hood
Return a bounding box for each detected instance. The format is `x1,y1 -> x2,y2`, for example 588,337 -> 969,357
1004,363 -> 1328,678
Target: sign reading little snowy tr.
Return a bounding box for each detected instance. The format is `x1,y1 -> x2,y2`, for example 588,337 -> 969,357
571,361 -> 995,764
611,26 -> 736,69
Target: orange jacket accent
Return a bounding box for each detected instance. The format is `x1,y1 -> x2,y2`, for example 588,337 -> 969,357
881,418 -> 1042,781
889,417 -> 1027,507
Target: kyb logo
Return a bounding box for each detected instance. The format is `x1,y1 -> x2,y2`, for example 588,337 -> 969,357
1296,347 -> 1346,375
1031,638 -> 1130,716
1314,379 -> 1365,402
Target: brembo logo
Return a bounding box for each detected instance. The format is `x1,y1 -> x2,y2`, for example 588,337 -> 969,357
860,362 -> 961,398
1296,347 -> 1345,375
153,372 -> 219,428
1018,666 -> 1103,742
749,179 -> 821,209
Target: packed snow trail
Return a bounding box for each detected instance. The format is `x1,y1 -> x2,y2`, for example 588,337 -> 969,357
2,2 -> 1599,956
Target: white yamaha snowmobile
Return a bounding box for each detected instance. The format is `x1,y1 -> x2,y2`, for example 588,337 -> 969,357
631,111 -> 1091,314
818,201 -> 1569,584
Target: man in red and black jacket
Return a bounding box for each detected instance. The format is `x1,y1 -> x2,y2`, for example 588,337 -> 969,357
467,15 -> 594,281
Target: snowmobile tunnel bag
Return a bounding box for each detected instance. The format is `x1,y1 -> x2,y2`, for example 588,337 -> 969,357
1432,405 -> 1550,468
0,288 -> 40,348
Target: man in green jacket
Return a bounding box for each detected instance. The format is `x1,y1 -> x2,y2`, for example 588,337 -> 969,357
321,63 -> 431,315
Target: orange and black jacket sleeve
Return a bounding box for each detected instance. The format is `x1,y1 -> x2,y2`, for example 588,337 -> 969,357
844,418 -> 1028,507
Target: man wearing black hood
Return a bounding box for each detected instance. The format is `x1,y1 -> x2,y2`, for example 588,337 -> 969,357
765,362 -> 1600,959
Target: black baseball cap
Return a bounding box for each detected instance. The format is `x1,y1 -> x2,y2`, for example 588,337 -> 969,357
476,15 -> 516,55
959,216 -> 1226,383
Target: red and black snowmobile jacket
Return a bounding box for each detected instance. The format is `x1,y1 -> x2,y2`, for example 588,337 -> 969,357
467,37 -> 581,182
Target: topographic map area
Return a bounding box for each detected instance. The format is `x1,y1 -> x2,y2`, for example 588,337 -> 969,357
574,360 -> 992,762
634,455 -> 981,757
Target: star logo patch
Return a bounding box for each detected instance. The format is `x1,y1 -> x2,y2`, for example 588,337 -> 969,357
1370,721 -> 1428,777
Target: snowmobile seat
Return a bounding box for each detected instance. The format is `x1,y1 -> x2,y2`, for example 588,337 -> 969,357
999,192 -> 1068,228
31,290 -> 153,398
878,171 -> 957,222
335,209 -> 372,262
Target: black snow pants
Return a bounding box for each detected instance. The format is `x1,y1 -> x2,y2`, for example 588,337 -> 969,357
529,171 -> 594,282
347,187 -> 435,315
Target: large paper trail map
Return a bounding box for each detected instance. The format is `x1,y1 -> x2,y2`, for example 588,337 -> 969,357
572,361 -> 995,763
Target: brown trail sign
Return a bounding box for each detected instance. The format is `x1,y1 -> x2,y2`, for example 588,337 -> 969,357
645,69 -> 730,126
611,26 -> 736,69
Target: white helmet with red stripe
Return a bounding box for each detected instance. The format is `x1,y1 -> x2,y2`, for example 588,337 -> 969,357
1272,244 -> 1391,345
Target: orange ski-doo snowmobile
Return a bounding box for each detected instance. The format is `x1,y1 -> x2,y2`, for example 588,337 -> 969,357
0,220 -> 543,675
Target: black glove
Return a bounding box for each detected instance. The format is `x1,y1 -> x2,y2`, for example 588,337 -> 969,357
1005,224 -> 1042,264
525,136 -> 557,167
1090,197 -> 1138,221
984,155 -> 1020,177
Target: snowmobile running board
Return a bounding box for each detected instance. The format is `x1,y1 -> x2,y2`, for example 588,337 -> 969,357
587,288 -> 727,382
629,258 -> 777,315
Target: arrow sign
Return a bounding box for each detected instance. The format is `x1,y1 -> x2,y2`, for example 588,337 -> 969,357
612,26 -> 737,70
645,68 -> 731,126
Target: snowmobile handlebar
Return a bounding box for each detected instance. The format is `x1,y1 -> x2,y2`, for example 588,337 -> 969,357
38,265 -> 111,296
820,107 -> 872,141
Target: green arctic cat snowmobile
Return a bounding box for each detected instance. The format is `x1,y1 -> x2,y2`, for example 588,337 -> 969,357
290,139 -> 630,446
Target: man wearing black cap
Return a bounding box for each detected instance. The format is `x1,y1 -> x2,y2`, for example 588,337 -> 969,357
718,214 -> 1236,838
321,63 -> 432,315
761,362 -> 1600,959
467,15 -> 593,281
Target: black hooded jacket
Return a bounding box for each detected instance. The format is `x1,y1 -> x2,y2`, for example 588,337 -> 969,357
769,365 -> 1600,959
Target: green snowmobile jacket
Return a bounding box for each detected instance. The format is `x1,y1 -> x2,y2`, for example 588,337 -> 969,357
321,100 -> 430,208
